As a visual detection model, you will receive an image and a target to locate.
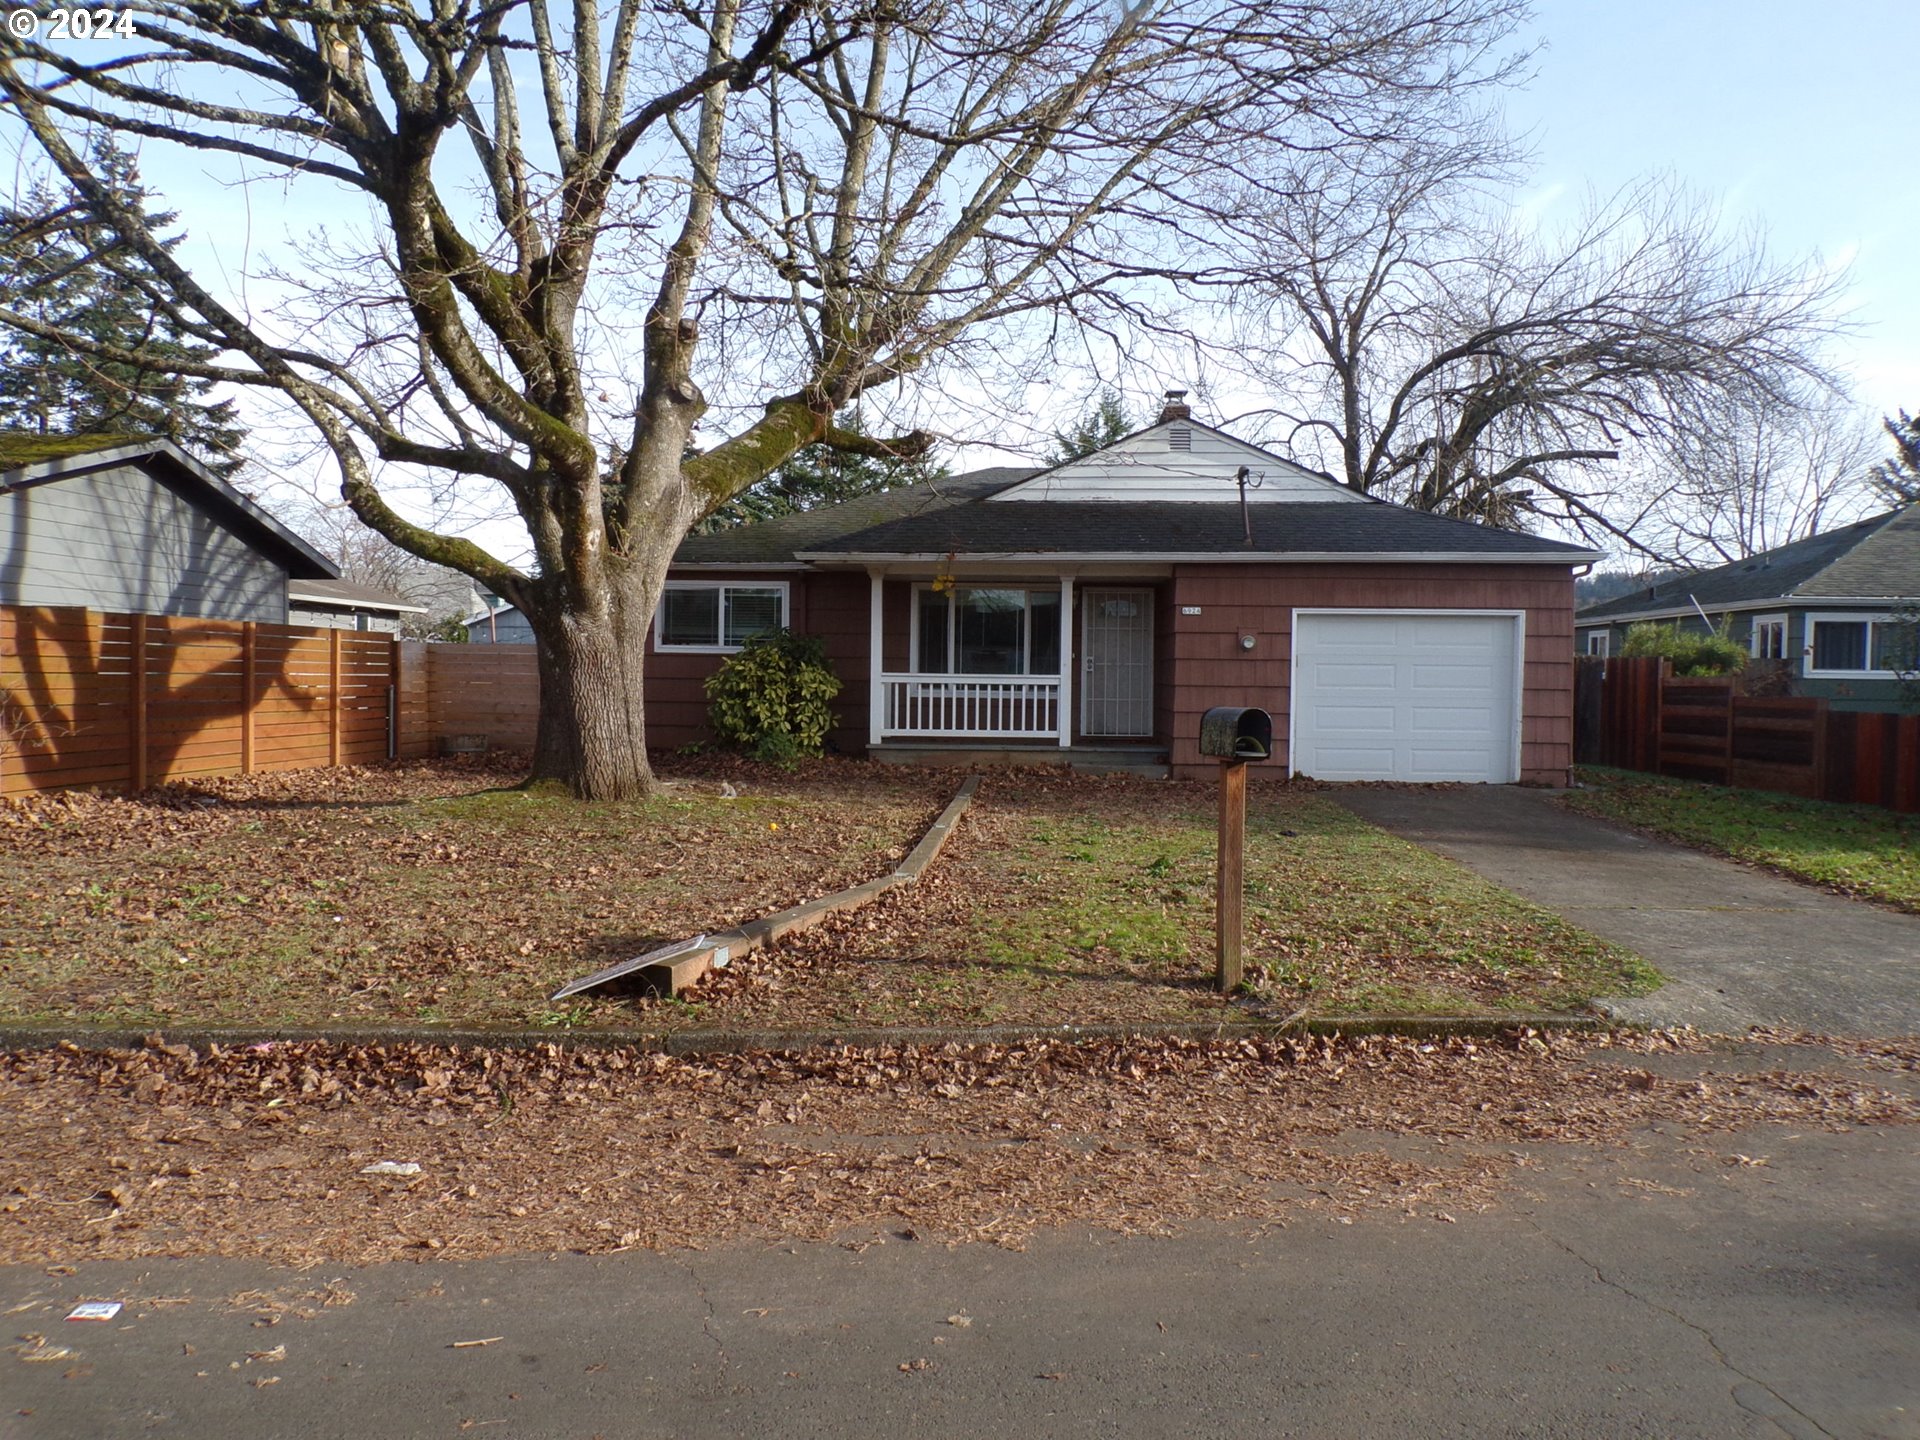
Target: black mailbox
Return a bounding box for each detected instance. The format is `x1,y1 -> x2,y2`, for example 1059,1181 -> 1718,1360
1198,705 -> 1272,762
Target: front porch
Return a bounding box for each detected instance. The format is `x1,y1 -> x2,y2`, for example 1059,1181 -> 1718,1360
871,740 -> 1171,777
859,569 -> 1164,757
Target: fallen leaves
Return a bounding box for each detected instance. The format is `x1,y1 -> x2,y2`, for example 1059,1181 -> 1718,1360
0,1028 -> 1913,1268
0,755 -> 948,1030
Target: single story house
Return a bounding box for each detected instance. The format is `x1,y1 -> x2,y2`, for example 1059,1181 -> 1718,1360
465,598 -> 534,644
1575,504 -> 1920,710
0,433 -> 338,622
613,397 -> 1597,782
288,577 -> 428,633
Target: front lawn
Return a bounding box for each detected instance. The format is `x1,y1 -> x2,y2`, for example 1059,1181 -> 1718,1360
1565,767 -> 1920,912
0,762 -> 1656,1034
678,773 -> 1658,1028
0,756 -> 950,1029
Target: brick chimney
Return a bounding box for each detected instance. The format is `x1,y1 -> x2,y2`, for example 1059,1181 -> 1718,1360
1158,389 -> 1192,422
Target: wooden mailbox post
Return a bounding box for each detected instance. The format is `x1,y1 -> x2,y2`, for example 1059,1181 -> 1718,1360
1197,706 -> 1273,992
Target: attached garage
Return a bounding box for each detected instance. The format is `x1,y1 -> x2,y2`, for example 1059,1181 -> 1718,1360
1289,610 -> 1523,783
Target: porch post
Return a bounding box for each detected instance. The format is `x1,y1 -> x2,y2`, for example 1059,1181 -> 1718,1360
867,568 -> 886,751
1057,573 -> 1075,747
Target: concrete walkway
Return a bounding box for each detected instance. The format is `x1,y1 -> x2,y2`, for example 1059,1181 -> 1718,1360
1335,786 -> 1920,1035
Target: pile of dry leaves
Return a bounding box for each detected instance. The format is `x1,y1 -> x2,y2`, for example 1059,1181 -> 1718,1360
0,755 -> 947,1028
1,1028 -> 1912,1268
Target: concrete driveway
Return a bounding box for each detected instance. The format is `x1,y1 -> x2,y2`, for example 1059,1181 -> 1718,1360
1335,785 -> 1920,1035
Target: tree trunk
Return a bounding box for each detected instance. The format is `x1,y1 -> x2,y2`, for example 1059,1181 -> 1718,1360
525,576 -> 665,801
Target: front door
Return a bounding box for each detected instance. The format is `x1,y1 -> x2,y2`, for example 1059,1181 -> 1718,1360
1081,588 -> 1154,736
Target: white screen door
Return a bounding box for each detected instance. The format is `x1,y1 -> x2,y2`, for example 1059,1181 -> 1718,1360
1081,588 -> 1154,736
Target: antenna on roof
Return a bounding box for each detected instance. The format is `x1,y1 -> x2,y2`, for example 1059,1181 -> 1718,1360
1236,465 -> 1264,547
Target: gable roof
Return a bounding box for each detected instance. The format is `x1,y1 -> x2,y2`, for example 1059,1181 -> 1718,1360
795,499 -> 1597,563
0,434 -> 338,580
673,466 -> 1034,565
1576,505 -> 1920,624
987,417 -> 1361,504
677,421 -> 1597,567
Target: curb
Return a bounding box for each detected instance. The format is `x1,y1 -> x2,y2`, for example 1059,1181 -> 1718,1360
553,774 -> 982,998
0,1012 -> 1607,1059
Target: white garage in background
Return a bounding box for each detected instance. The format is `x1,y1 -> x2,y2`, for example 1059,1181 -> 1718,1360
1289,610 -> 1523,783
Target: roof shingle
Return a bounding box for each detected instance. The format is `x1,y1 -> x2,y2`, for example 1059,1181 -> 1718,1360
1576,505 -> 1920,622
798,499 -> 1596,560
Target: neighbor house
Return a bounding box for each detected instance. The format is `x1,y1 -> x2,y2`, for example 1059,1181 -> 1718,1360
0,434 -> 338,621
1575,504 -> 1920,710
606,396 -> 1597,782
288,577 -> 429,633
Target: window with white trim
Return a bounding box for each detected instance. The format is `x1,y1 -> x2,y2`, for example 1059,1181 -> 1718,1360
912,586 -> 1062,675
1750,614 -> 1788,662
1583,630 -> 1610,658
656,582 -> 789,651
1804,614 -> 1918,677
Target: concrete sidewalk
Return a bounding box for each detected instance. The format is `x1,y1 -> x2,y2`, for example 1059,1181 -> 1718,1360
1335,786 -> 1920,1035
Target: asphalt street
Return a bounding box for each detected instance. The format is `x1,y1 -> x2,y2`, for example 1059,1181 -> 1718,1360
5,1057 -> 1917,1440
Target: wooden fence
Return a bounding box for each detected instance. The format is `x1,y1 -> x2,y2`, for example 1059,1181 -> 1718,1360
0,606 -> 553,796
1,606 -> 401,797
425,643 -> 538,752
1573,655 -> 1920,814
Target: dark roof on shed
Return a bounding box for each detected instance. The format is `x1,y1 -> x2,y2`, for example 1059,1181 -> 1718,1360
289,577 -> 428,612
797,499 -> 1597,561
0,433 -> 338,580
1576,505 -> 1920,623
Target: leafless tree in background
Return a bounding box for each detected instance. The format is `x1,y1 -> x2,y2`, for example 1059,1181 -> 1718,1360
1232,153 -> 1851,559
0,0 -> 1525,797
281,495 -> 485,638
1645,391 -> 1881,562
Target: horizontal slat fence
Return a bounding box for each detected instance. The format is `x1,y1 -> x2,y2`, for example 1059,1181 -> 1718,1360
1573,654 -> 1918,814
426,643 -> 538,752
1,606 -> 396,797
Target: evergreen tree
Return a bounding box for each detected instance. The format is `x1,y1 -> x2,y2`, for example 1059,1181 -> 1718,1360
1047,390 -> 1134,463
696,416 -> 945,531
1871,410 -> 1920,505
0,142 -> 245,475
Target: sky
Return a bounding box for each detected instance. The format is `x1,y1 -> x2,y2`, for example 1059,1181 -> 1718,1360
1506,0 -> 1920,419
9,1 -> 1917,564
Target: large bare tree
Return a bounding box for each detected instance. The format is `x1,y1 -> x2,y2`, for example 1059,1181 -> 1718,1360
1231,152 -> 1850,558
1644,390 -> 1880,562
0,0 -> 1524,797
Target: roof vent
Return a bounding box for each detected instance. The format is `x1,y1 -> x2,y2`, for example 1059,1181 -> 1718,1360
1158,389 -> 1192,422
1168,425 -> 1192,451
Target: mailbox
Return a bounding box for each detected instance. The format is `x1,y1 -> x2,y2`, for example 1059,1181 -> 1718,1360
1198,705 -> 1272,762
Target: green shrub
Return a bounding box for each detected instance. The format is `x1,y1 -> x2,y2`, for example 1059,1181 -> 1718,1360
1619,620 -> 1748,677
704,629 -> 842,758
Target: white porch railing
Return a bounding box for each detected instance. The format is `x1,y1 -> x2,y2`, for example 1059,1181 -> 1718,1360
878,673 -> 1062,739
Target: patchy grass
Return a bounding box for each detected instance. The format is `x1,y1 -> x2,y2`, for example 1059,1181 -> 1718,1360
0,762 -> 1655,1035
1565,767 -> 1920,913
0,755 -> 949,1029
680,773 -> 1658,1028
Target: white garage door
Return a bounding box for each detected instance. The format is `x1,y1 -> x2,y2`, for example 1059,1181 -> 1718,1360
1291,612 -> 1520,783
